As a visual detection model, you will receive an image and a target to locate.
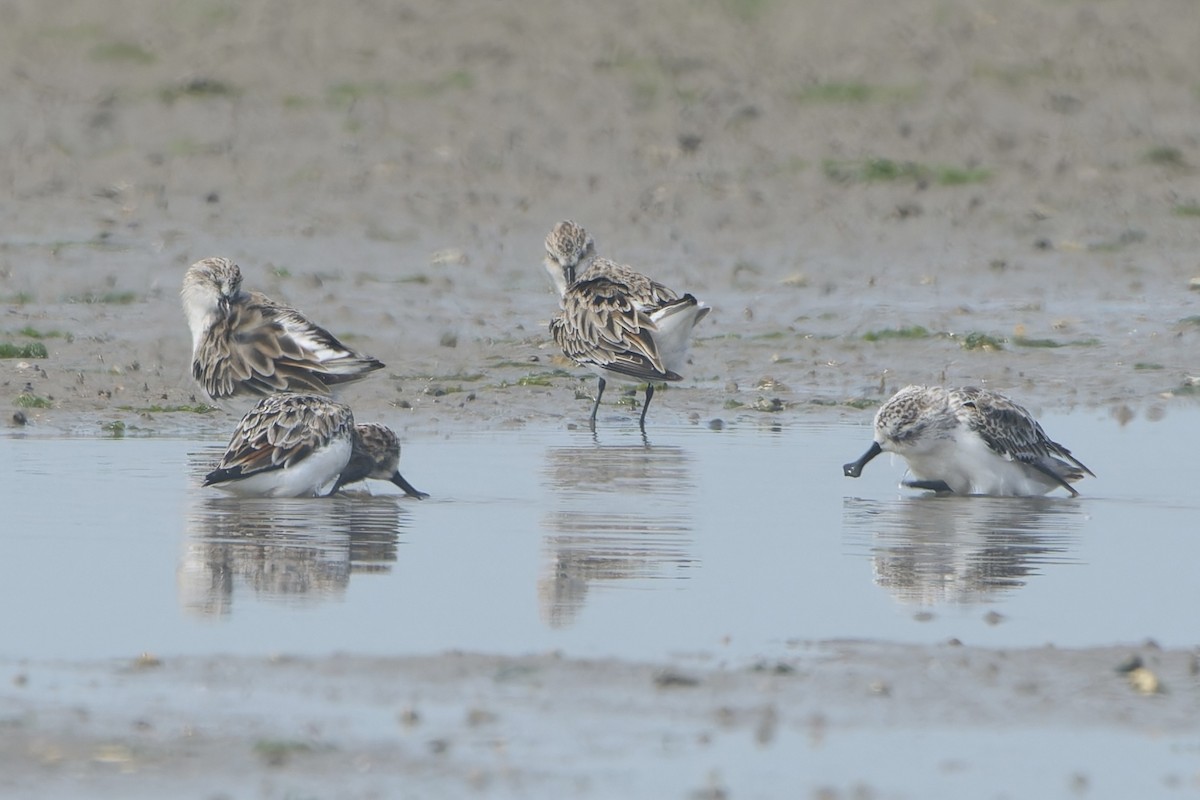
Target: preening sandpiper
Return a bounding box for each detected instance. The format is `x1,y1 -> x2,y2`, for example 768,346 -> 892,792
181,257 -> 383,402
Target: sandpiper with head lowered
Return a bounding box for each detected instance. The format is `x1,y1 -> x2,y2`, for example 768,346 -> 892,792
329,422 -> 428,498
181,257 -> 383,402
204,394 -> 427,499
542,220 -> 710,429
843,385 -> 1094,496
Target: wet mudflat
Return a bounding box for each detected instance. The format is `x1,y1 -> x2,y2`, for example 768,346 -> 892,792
2,414 -> 1200,797
5,646 -> 1199,800
3,0 -> 1200,794
4,411 -> 1200,661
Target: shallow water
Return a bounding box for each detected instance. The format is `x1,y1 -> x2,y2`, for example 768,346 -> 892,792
2,407 -> 1198,661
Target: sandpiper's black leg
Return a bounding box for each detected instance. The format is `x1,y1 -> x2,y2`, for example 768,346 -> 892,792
639,384 -> 655,430
903,479 -> 954,493
589,377 -> 606,424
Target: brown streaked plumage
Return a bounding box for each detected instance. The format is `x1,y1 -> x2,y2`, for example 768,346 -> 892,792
843,385 -> 1095,496
542,220 -> 596,297
204,397 -> 429,499
550,258 -> 695,383
181,257 -> 383,401
204,394 -> 356,497
542,222 -> 710,429
330,422 -> 428,498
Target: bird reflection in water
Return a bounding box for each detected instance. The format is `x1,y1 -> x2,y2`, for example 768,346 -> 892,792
179,493 -> 406,616
842,495 -> 1086,606
539,435 -> 697,628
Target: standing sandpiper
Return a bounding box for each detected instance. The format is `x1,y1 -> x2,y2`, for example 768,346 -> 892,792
542,221 -> 710,429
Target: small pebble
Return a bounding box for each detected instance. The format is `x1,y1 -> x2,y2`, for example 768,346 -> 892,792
466,708 -> 497,726
430,248 -> 469,267
654,669 -> 700,688
134,652 -> 161,668
1127,666 -> 1162,695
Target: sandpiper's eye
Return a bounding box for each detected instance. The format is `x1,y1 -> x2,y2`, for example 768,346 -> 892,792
891,422 -> 922,442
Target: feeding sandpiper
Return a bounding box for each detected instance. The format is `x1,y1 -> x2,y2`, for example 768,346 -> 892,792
843,385 -> 1094,496
204,394 -> 426,498
329,422 -> 428,498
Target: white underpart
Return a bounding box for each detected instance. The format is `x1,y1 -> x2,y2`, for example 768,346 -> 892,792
212,438 -> 352,498
895,427 -> 1059,496
650,299 -> 709,375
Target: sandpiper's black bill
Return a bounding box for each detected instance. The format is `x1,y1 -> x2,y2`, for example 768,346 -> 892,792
391,471 -> 429,499
843,441 -> 882,478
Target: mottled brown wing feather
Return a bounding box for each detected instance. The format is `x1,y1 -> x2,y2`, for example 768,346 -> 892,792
551,274 -> 680,382
581,258 -> 679,303
206,395 -> 352,484
264,300 -> 385,386
195,294 -> 382,399
957,388 -> 1094,477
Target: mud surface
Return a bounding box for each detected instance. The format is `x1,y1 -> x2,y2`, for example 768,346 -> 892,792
4,644 -> 1199,799
2,0 -> 1199,437
2,0 -> 1200,795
